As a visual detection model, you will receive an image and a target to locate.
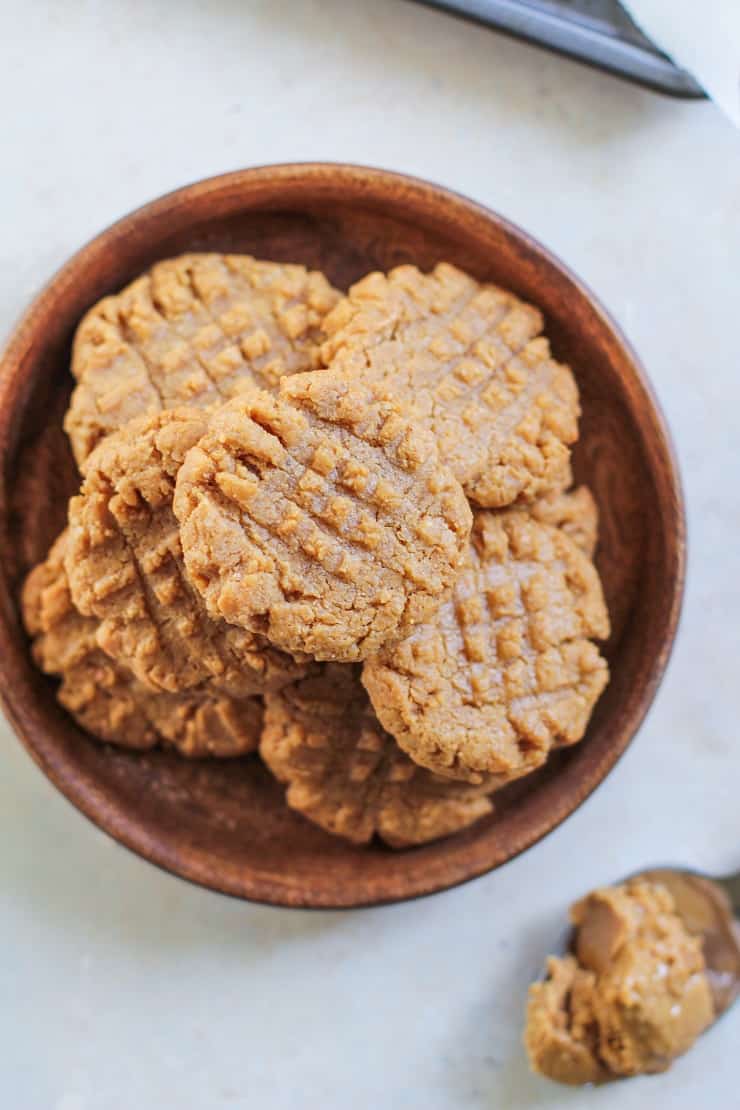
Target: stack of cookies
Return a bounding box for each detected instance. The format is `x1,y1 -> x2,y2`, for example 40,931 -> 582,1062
22,253 -> 610,848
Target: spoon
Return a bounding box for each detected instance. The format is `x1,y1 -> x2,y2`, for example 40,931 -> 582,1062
635,867 -> 740,1017
555,866 -> 740,1018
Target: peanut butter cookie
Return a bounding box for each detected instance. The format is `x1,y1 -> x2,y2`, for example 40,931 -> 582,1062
22,533 -> 262,756
530,486 -> 599,558
173,378 -> 472,662
65,253 -> 340,466
260,665 -> 494,847
66,408 -> 306,696
362,499 -> 610,784
320,263 -> 579,507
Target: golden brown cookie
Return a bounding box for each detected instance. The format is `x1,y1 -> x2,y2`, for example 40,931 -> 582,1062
529,486 -> 599,558
22,533 -> 262,757
260,665 -> 493,847
65,408 -> 306,696
64,253 -> 341,466
362,502 -> 610,784
319,263 -> 579,507
173,378 -> 472,662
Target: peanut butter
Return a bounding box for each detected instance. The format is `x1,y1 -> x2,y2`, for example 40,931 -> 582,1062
525,880 -> 714,1084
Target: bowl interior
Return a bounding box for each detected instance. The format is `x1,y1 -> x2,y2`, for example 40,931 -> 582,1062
0,166 -> 683,907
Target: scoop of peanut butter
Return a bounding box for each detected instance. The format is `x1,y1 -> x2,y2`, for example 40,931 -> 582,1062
525,880 -> 715,1085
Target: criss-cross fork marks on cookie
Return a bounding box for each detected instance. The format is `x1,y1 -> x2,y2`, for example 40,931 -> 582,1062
65,253 -> 340,465
65,409 -> 307,696
260,665 -> 493,847
362,500 -> 610,784
173,378 -> 472,662
22,249 -> 612,848
22,532 -> 262,757
320,262 -> 579,508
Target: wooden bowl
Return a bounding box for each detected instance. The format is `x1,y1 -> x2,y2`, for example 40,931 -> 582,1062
0,165 -> 684,908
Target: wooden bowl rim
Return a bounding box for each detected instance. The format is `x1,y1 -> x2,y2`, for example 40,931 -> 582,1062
0,163 -> 686,908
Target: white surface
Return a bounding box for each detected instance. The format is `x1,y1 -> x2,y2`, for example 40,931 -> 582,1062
624,0 -> 740,126
1,3 -> 739,1107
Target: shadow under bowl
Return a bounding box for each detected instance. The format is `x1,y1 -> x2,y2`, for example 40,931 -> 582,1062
0,164 -> 685,908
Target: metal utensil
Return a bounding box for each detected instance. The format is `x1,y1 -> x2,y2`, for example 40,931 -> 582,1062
410,0 -> 705,98
555,867 -> 740,1017
636,867 -> 740,1017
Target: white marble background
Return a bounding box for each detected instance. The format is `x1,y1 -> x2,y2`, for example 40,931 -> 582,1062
1,3 -> 739,1108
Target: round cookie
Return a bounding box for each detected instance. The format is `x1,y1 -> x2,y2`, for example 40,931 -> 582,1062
319,262 -> 580,508
66,408 -> 306,696
260,665 -> 494,848
362,499 -> 610,784
65,253 -> 341,466
173,378 -> 472,662
22,533 -> 262,757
